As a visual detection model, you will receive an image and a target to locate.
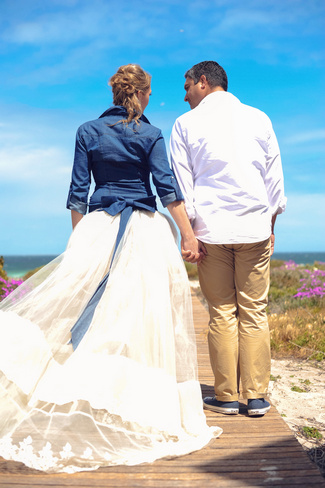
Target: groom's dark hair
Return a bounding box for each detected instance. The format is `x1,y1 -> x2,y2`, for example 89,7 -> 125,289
185,61 -> 228,91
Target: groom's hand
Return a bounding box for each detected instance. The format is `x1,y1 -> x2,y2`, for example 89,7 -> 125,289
196,240 -> 207,265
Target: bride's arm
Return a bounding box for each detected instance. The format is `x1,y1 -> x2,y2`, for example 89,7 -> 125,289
71,210 -> 84,230
166,201 -> 205,264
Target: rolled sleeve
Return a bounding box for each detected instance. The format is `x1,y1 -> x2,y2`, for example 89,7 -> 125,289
148,131 -> 184,207
66,128 -> 91,215
66,187 -> 88,214
160,191 -> 180,207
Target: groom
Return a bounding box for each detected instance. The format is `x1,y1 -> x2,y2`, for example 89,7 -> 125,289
170,61 -> 286,416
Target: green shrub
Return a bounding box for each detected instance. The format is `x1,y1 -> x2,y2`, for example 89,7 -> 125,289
0,256 -> 8,280
184,262 -> 198,280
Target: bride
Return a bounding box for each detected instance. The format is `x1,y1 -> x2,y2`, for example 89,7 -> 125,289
0,64 -> 221,473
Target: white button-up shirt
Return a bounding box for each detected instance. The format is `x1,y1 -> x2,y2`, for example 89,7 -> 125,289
170,91 -> 287,244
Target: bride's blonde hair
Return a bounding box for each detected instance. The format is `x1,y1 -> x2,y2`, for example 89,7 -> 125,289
109,64 -> 151,125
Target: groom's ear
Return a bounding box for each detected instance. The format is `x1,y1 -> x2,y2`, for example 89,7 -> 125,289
199,75 -> 208,89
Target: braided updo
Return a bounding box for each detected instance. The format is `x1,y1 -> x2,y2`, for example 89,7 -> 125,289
109,64 -> 151,125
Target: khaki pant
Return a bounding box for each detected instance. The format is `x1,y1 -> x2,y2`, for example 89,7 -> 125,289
198,239 -> 271,401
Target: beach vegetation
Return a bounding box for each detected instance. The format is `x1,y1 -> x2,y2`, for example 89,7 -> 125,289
301,426 -> 323,440
0,256 -> 24,300
0,276 -> 24,300
184,261 -> 199,280
291,385 -> 306,393
0,256 -> 8,280
299,378 -> 311,385
23,266 -> 44,280
270,374 -> 281,381
268,260 -> 325,362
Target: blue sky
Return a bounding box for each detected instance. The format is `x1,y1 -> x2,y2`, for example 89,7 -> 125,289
0,0 -> 324,255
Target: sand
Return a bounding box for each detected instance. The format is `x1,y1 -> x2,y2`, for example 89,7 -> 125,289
269,358 -> 325,449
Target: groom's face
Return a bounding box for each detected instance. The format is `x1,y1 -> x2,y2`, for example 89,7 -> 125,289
184,77 -> 205,110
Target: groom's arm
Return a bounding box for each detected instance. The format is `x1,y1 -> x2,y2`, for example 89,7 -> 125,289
170,119 -> 195,224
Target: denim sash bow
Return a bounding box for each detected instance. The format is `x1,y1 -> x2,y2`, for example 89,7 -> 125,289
70,194 -> 156,349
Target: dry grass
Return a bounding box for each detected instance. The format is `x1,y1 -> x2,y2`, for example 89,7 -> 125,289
268,260 -> 325,361
269,307 -> 325,361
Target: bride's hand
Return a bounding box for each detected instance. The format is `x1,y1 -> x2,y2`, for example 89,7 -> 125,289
181,237 -> 205,264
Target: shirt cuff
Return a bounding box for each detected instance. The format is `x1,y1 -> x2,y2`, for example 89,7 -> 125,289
160,191 -> 184,207
66,194 -> 88,215
273,196 -> 287,215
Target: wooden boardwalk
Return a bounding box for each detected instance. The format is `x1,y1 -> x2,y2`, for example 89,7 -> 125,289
0,291 -> 324,487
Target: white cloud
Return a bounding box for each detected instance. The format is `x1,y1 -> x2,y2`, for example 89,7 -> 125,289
1,0 -> 323,93
1,1 -> 170,46
217,9 -> 271,32
4,0 -> 323,49
192,1 -> 325,67
284,129 -> 325,145
0,115 -> 72,183
3,5 -> 104,44
0,145 -> 70,181
0,109 -> 75,228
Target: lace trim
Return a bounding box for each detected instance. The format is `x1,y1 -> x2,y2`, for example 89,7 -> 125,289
0,435 -> 105,472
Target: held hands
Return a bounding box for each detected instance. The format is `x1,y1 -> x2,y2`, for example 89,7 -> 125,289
181,237 -> 207,264
165,201 -> 207,264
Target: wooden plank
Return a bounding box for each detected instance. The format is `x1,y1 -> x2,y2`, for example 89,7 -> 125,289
0,455 -> 315,473
0,471 -> 323,488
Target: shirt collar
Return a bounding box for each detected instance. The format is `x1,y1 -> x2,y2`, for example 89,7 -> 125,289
99,105 -> 150,124
199,90 -> 237,107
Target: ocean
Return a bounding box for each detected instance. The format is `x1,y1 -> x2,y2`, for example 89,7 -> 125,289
2,252 -> 325,278
2,255 -> 58,278
272,252 -> 325,265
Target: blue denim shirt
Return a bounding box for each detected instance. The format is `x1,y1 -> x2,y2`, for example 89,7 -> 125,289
67,106 -> 183,214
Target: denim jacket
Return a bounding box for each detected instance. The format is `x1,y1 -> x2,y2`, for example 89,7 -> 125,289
67,106 -> 183,214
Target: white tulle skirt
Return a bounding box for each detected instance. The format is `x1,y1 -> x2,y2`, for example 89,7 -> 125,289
0,210 -> 221,473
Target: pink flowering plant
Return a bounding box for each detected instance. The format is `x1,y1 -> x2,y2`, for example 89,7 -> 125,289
269,260 -> 325,311
0,255 -> 25,301
0,276 -> 24,301
294,268 -> 325,299
268,260 -> 325,362
281,259 -> 299,270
